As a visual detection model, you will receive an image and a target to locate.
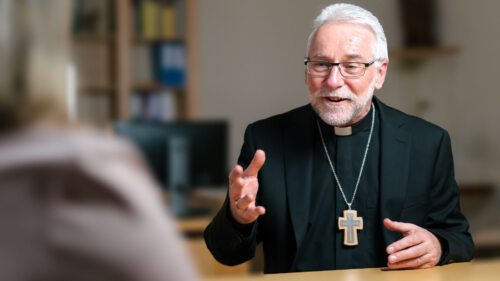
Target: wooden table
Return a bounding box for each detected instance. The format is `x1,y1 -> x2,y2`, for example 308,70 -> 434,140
203,259 -> 500,281
174,189 -> 252,277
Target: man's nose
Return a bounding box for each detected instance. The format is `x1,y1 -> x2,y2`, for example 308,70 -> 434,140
325,66 -> 345,89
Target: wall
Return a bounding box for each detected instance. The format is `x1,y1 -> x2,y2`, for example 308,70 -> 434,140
198,0 -> 500,232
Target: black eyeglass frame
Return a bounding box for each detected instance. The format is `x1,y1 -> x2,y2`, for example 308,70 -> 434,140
303,58 -> 378,78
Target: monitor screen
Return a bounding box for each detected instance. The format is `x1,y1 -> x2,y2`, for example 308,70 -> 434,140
114,120 -> 228,190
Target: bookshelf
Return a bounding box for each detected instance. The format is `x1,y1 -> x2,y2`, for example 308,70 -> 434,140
71,0 -> 199,126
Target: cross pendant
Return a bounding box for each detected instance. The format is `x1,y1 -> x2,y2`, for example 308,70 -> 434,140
338,209 -> 363,246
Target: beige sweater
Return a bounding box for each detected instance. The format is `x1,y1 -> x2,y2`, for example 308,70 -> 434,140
0,125 -> 198,281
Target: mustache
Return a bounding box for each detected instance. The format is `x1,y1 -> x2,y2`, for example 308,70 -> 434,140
315,88 -> 356,99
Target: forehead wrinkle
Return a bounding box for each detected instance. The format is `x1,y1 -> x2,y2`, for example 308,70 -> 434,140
309,53 -> 366,62
343,53 -> 365,60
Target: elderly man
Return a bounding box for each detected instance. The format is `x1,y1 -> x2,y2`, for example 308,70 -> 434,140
204,3 -> 474,273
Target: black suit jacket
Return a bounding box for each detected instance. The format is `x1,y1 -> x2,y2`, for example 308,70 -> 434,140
204,97 -> 474,273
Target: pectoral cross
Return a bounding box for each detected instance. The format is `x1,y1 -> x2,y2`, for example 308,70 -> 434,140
338,209 -> 363,246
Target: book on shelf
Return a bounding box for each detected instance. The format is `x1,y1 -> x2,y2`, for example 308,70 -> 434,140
134,0 -> 184,40
153,42 -> 186,87
130,91 -> 177,121
174,0 -> 186,37
131,45 -> 154,84
131,42 -> 186,88
160,4 -> 176,39
72,0 -> 112,36
139,0 -> 160,39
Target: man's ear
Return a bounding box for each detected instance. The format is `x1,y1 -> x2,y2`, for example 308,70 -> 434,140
304,68 -> 308,85
374,60 -> 389,90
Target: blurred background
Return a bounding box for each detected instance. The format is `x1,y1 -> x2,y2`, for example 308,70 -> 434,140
68,0 -> 499,277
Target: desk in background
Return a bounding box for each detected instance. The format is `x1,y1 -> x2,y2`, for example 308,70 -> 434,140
204,259 -> 500,281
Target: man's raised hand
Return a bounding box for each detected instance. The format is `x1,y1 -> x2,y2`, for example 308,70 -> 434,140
228,150 -> 266,224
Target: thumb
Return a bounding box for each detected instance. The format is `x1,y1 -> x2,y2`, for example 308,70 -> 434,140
244,149 -> 266,177
383,218 -> 413,233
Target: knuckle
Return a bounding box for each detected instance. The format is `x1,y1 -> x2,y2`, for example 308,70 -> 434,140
236,178 -> 246,187
390,244 -> 400,253
408,247 -> 417,258
421,263 -> 432,269
239,196 -> 249,204
401,236 -> 414,245
416,245 -> 426,257
410,234 -> 420,245
231,178 -> 240,187
428,253 -> 438,264
246,193 -> 255,201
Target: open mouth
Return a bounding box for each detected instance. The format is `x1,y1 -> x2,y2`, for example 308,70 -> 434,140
325,97 -> 349,103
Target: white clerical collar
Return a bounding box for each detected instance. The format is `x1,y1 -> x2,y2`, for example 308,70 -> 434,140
334,126 -> 352,136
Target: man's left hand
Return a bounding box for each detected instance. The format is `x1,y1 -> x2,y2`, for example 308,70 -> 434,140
383,218 -> 442,269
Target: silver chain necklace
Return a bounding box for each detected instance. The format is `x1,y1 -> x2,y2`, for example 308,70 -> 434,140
316,103 -> 375,210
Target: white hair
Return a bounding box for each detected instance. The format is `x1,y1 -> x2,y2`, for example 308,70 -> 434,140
306,3 -> 388,62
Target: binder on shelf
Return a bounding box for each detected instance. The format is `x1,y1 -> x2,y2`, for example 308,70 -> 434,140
152,42 -> 186,87
130,91 -> 177,121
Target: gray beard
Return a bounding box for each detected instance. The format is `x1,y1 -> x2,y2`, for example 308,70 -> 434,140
310,81 -> 376,126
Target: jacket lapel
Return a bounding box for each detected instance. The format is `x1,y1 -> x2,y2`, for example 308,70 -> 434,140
283,100 -> 411,257
375,98 -> 411,245
284,106 -> 315,256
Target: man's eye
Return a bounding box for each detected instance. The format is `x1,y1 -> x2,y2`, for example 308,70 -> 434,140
314,62 -> 329,67
343,63 -> 361,69
312,62 -> 330,70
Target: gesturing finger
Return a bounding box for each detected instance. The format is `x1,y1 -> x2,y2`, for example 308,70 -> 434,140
244,150 -> 266,177
228,165 -> 244,185
387,232 -> 424,254
383,218 -> 415,234
230,176 -> 247,200
243,206 -> 266,220
232,205 -> 266,225
388,253 -> 436,269
388,240 -> 426,263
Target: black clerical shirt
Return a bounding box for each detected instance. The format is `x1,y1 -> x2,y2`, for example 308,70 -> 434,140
294,105 -> 386,271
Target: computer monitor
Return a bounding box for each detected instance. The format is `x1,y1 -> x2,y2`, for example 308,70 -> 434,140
114,120 -> 228,217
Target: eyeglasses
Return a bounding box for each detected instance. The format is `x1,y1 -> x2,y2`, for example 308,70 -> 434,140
304,58 -> 377,78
